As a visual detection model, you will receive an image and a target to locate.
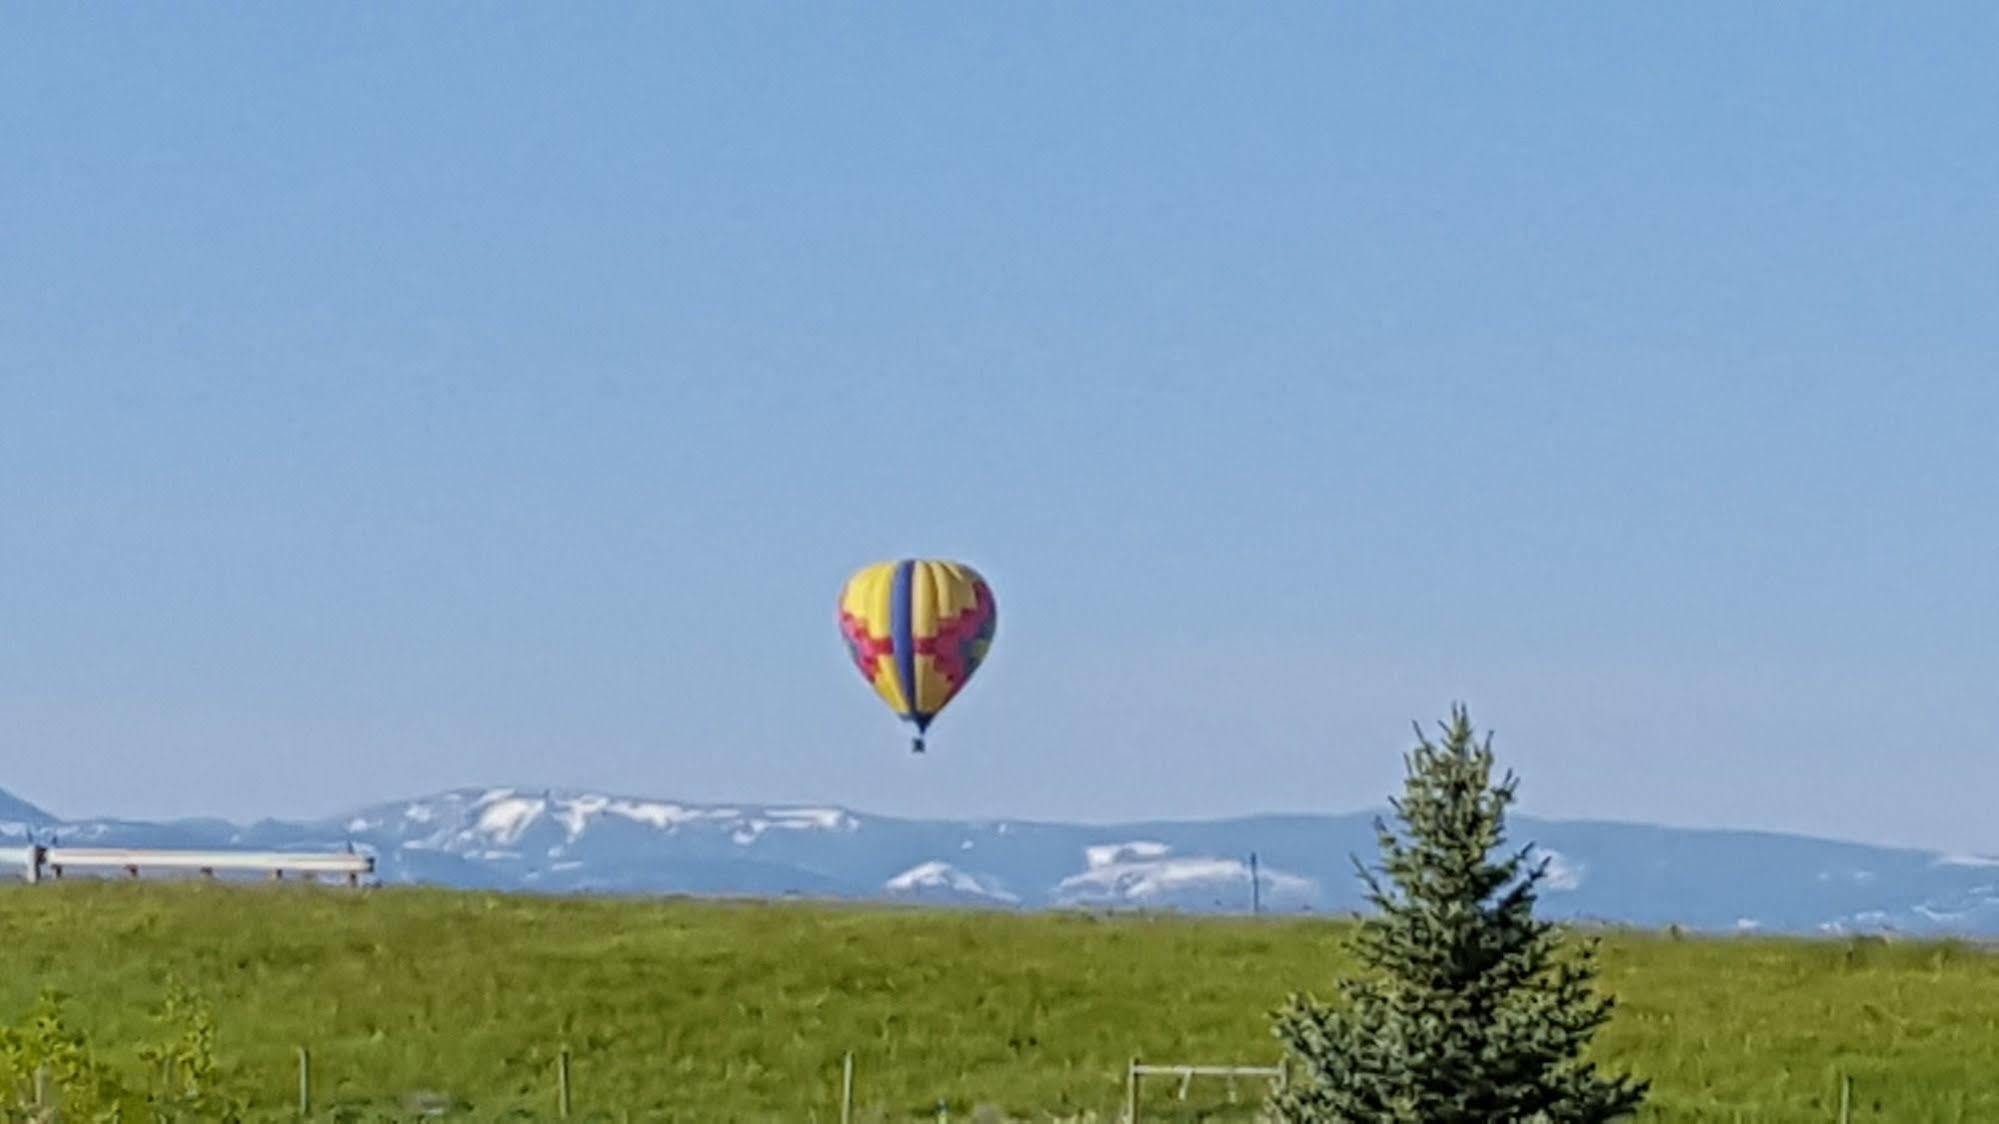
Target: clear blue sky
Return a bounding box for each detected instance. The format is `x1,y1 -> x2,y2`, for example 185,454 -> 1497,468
5,5 -> 1997,853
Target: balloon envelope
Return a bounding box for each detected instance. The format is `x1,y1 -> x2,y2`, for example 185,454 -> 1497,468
838,559 -> 996,741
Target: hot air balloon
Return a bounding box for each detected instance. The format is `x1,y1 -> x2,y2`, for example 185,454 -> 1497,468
837,558 -> 997,753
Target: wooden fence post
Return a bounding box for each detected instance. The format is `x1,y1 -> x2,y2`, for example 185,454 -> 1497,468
1125,1057 -> 1140,1123
1839,1072 -> 1853,1124
841,1051 -> 855,1124
558,1046 -> 573,1118
298,1045 -> 311,1116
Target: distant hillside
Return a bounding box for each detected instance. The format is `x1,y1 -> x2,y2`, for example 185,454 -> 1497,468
6,783 -> 1999,937
0,787 -> 54,830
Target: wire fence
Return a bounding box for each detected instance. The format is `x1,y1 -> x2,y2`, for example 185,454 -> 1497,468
9,1047 -> 1906,1123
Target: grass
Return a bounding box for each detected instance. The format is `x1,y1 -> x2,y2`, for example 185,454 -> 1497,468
2,882 -> 1997,1121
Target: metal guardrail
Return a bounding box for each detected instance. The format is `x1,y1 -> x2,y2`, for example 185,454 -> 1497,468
14,844 -> 374,885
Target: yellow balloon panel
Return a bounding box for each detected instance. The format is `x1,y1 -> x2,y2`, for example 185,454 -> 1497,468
838,562 -> 909,717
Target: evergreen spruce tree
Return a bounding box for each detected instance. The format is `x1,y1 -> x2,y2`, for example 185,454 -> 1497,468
1269,705 -> 1648,1123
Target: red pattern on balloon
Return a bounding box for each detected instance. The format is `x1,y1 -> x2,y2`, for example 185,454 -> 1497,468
838,610 -> 895,681
916,582 -> 996,691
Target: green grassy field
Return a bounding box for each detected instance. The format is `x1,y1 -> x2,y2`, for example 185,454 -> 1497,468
1,882 -> 1994,1121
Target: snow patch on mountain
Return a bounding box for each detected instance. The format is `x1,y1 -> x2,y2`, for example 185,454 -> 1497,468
474,795 -> 545,846
1085,841 -> 1170,868
1056,845 -> 1316,906
1936,854 -> 1999,869
717,809 -> 858,845
884,861 -> 1019,903
537,794 -> 752,839
1538,848 -> 1584,892
604,801 -> 737,831
367,788 -> 868,854
554,795 -> 608,838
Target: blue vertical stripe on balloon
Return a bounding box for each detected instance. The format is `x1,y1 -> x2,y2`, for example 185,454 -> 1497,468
892,560 -> 919,724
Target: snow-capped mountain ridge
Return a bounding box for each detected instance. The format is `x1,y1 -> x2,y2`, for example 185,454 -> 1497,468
6,783 -> 1999,938
347,787 -> 863,850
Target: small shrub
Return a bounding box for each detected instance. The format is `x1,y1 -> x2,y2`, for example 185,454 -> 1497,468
0,980 -> 251,1122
